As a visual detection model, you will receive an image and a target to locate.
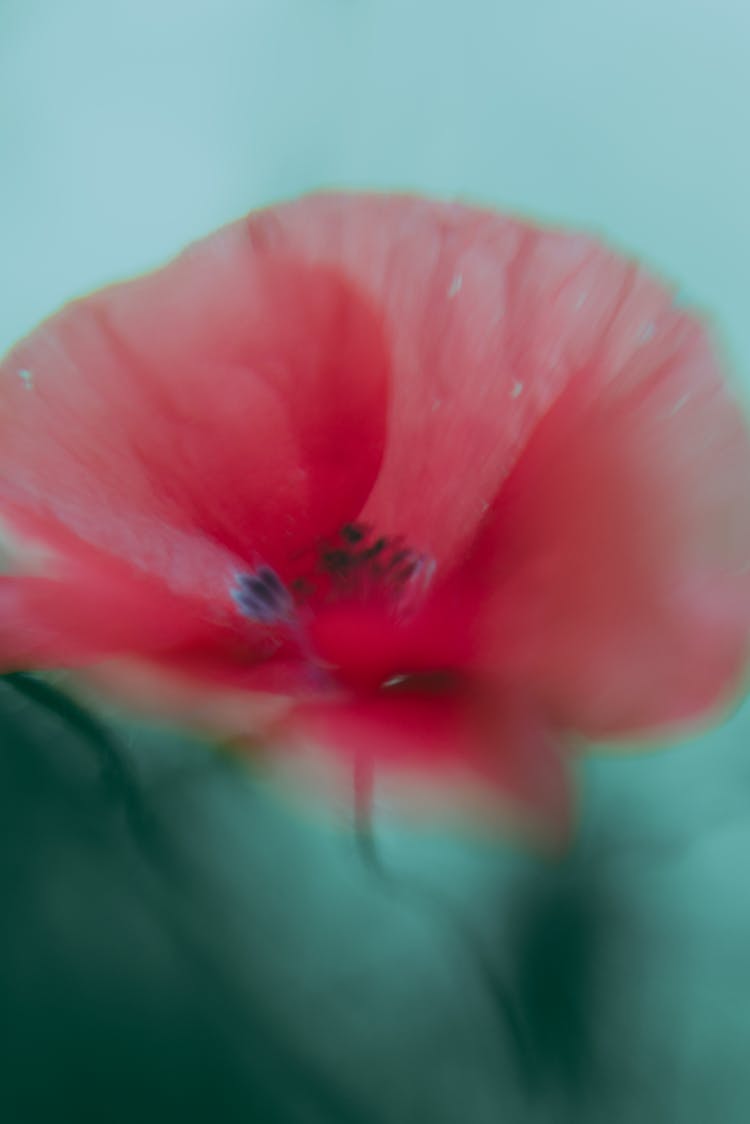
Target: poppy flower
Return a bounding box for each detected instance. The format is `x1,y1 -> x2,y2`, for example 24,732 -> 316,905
2,193 -> 750,842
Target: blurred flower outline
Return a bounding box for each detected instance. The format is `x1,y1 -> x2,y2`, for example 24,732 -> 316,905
2,193 -> 750,843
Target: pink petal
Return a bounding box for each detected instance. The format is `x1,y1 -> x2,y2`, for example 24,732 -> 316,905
233,196 -> 579,567
0,229 -> 389,593
457,271 -> 750,735
0,562 -> 216,667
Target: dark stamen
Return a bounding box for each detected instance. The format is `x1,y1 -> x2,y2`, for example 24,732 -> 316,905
341,523 -> 368,545
246,578 -> 276,605
321,549 -> 354,574
232,567 -> 292,623
361,537 -> 386,561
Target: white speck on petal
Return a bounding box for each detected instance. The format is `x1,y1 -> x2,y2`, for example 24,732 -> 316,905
639,321 -> 656,343
667,393 -> 690,418
18,369 -> 33,389
447,273 -> 463,299
432,397 -> 442,412
574,292 -> 588,311
510,380 -> 524,399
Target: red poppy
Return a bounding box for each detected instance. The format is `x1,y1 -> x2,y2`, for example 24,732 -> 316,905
2,193 -> 750,842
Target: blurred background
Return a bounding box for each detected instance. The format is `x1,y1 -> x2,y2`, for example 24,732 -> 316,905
1,1 -> 750,1121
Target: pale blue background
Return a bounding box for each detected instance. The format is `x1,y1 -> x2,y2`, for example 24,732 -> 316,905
1,3 -> 750,1121
2,1 -> 749,370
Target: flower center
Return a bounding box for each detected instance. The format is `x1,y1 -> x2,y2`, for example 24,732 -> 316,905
295,522 -> 435,612
231,523 -> 437,690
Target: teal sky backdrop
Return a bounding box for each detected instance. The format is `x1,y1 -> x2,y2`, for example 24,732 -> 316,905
1,3 -> 750,1122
